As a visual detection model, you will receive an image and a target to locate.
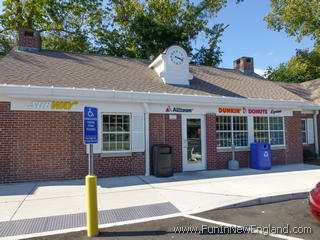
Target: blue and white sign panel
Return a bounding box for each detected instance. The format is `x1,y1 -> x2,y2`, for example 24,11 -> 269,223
84,107 -> 98,144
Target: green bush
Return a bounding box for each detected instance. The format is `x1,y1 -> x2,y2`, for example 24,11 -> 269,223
303,149 -> 318,161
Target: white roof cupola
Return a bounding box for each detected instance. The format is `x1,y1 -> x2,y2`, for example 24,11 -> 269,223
148,45 -> 193,85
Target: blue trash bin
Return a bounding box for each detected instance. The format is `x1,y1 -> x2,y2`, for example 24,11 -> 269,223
250,142 -> 271,170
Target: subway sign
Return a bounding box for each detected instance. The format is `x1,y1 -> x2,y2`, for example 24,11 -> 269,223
27,101 -> 79,110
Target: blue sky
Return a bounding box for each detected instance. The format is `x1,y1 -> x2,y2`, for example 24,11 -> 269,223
212,0 -> 314,74
0,0 -> 315,75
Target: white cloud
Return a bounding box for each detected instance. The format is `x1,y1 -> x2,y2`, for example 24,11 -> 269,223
266,52 -> 273,56
254,68 -> 267,77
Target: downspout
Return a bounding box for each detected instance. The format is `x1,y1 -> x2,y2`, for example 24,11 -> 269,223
313,110 -> 319,155
144,103 -> 150,176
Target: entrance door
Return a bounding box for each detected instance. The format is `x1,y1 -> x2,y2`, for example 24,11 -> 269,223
182,115 -> 206,171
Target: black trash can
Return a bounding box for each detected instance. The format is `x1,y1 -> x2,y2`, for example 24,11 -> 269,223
152,144 -> 173,177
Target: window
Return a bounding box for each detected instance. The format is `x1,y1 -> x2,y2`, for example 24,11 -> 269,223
253,117 -> 269,142
102,114 -> 131,152
216,116 -> 248,147
301,118 -> 315,144
301,119 -> 307,144
254,117 -> 284,145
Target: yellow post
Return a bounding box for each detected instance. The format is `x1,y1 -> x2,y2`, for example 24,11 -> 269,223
86,175 -> 99,237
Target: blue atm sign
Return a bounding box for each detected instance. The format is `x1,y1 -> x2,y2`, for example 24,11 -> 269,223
84,107 -> 98,144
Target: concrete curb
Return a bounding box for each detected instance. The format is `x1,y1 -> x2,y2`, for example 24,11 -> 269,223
1,192 -> 310,240
214,192 -> 309,210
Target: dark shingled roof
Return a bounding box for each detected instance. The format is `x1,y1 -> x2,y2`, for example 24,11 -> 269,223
0,49 -> 304,101
278,79 -> 320,105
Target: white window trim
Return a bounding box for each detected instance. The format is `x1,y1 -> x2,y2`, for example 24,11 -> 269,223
101,112 -> 132,154
253,116 -> 270,143
301,118 -> 308,145
253,116 -> 286,147
217,116 -> 286,151
216,116 -> 249,149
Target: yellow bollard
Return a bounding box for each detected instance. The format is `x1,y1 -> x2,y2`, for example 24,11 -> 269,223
86,175 -> 99,237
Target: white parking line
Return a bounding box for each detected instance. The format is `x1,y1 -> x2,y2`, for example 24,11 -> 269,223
184,214 -> 304,240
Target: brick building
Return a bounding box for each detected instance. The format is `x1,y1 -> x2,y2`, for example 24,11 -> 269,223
0,29 -> 319,183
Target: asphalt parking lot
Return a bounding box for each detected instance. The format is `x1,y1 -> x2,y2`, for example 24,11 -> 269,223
29,198 -> 320,240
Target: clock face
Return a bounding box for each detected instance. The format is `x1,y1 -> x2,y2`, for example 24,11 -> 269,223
168,48 -> 185,65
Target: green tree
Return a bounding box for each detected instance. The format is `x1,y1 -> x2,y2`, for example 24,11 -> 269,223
96,0 -> 242,66
264,0 -> 320,82
267,48 -> 320,83
0,34 -> 14,55
0,0 -> 105,53
0,0 -> 243,67
264,0 -> 320,46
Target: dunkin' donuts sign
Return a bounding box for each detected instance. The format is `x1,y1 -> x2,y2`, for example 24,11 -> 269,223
242,108 -> 268,114
218,107 -> 279,115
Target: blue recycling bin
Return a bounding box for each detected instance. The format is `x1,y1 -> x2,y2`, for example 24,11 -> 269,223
250,142 -> 271,170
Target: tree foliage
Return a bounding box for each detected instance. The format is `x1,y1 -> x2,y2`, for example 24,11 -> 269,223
96,0 -> 243,66
0,0 -> 243,66
0,33 -> 14,56
264,0 -> 320,46
266,48 -> 320,83
264,0 -> 320,82
0,0 -> 105,53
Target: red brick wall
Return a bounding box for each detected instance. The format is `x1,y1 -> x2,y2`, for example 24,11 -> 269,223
272,149 -> 287,165
0,102 -> 14,183
149,114 -> 182,172
0,102 -> 144,183
215,151 -> 250,169
149,112 -> 304,174
213,112 -> 303,168
18,29 -> 41,50
165,115 -> 183,172
1,102 -> 305,183
94,152 -> 145,178
284,111 -> 303,164
300,114 -> 313,118
214,149 -> 286,169
206,113 -> 216,170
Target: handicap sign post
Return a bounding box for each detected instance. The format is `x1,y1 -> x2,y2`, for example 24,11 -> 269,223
83,107 -> 99,237
84,107 -> 98,174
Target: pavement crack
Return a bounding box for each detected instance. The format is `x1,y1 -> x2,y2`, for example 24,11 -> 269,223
9,183 -> 38,221
156,186 -> 250,198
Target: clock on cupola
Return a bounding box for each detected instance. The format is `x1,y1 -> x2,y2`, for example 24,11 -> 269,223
148,45 -> 193,85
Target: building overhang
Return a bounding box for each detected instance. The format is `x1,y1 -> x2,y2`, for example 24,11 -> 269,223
0,84 -> 318,110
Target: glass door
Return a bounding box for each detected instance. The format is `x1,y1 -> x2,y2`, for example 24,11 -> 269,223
182,115 -> 206,171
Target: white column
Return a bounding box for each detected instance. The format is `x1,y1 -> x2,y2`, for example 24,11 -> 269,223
248,116 -> 254,145
144,103 -> 150,176
313,111 -> 319,155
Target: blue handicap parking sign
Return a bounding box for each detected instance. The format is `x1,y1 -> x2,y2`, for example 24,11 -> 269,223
84,107 -> 98,144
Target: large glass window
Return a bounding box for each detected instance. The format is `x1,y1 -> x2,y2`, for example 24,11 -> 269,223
102,114 -> 131,152
269,117 -> 284,145
254,117 -> 284,145
216,116 -> 248,147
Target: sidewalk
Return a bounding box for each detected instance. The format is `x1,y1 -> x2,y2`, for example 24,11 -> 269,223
1,164 -> 320,238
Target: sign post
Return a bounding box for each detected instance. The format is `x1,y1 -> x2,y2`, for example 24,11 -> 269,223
84,107 -> 99,237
